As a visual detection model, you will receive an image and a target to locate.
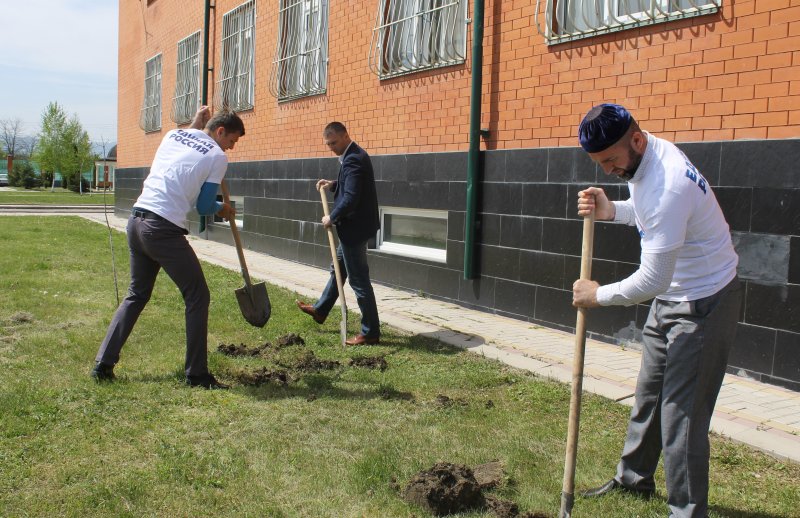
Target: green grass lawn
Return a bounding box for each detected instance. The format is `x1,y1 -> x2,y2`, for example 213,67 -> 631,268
0,216 -> 797,517
0,187 -> 115,205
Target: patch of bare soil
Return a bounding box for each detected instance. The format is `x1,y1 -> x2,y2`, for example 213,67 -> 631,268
401,462 -> 550,518
230,367 -> 289,386
275,333 -> 305,348
401,462 -> 484,516
348,356 -> 388,371
217,342 -> 264,357
282,350 -> 340,372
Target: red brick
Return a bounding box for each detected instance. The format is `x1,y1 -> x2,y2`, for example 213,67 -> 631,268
757,52 -> 794,69
754,112 -> 789,126
767,35 -> 800,54
725,57 -> 759,74
735,127 -> 768,139
705,101 -> 736,116
769,96 -> 800,110
768,125 -> 800,138
722,114 -> 755,128
755,82 -> 791,97
703,129 -> 735,140
736,98 -> 770,113
677,104 -> 705,117
722,85 -> 755,101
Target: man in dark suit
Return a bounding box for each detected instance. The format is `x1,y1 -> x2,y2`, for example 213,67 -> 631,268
296,122 -> 381,345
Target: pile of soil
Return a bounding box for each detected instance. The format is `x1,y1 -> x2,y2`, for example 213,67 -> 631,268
348,356 -> 388,371
275,333 -> 305,348
434,394 -> 468,408
231,367 -> 289,386
9,311 -> 34,324
401,462 -> 549,518
282,350 -> 340,372
217,342 -> 264,357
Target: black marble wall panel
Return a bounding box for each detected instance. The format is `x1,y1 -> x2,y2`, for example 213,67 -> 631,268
114,138 -> 800,389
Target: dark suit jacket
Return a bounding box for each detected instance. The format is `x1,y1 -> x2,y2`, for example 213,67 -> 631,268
329,142 -> 380,246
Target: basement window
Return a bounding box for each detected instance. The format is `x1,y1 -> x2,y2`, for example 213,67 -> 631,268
218,0 -> 256,111
368,0 -> 468,79
535,0 -> 721,45
172,32 -> 201,124
140,53 -> 162,133
269,0 -> 329,101
214,194 -> 244,230
377,207 -> 447,262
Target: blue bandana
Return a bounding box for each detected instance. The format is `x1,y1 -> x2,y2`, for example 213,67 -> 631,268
578,104 -> 633,153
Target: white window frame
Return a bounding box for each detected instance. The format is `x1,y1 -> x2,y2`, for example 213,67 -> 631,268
140,53 -> 162,133
269,0 -> 329,101
217,0 -> 256,111
535,0 -> 721,45
377,207 -> 448,263
368,0 -> 468,79
172,32 -> 201,124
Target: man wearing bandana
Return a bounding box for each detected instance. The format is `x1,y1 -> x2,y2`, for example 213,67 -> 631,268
572,104 -> 742,518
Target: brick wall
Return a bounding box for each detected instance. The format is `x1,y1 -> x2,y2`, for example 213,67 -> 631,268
118,0 -> 800,169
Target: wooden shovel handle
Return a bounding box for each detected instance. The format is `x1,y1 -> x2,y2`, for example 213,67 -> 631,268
221,180 -> 252,287
560,213 -> 595,518
319,186 -> 347,310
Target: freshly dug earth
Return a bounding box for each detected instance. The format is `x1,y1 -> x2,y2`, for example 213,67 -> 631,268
275,333 -> 305,348
401,462 -> 484,516
434,394 -> 468,408
348,356 -> 388,371
217,342 -> 265,357
230,367 -> 289,386
402,462 -> 550,517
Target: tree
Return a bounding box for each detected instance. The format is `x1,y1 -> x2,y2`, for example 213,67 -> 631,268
9,161 -> 40,189
0,117 -> 23,157
34,102 -> 94,192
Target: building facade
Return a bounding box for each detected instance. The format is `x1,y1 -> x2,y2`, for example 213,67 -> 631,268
116,0 -> 800,390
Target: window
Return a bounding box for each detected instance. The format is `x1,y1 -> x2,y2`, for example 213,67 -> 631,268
535,0 -> 721,45
172,32 -> 201,124
368,0 -> 467,79
377,207 -> 447,262
218,0 -> 256,111
213,194 -> 244,229
269,0 -> 328,101
140,54 -> 162,132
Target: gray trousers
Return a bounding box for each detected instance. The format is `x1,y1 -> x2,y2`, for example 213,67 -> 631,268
95,215 -> 211,377
615,277 -> 742,518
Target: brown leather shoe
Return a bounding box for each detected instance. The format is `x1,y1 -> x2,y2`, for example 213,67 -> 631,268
296,300 -> 326,324
345,334 -> 380,346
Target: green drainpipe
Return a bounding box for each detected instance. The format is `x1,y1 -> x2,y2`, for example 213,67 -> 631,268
464,0 -> 486,279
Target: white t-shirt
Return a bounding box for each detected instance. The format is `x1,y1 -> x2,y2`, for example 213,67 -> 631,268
135,129 -> 228,229
620,133 -> 738,301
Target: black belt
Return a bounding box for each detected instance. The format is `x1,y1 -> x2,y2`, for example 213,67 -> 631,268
132,208 -> 165,221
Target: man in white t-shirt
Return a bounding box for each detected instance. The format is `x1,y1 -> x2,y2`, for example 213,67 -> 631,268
572,104 -> 741,518
91,106 -> 244,389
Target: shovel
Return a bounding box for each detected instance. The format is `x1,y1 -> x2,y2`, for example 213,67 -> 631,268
221,181 -> 270,328
319,186 -> 347,347
559,213 -> 595,518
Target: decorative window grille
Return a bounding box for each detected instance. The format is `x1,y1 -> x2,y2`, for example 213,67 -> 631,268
377,207 -> 448,262
269,0 -> 328,101
535,0 -> 721,45
217,0 -> 256,111
172,32 -> 201,124
140,54 -> 162,132
368,0 -> 467,79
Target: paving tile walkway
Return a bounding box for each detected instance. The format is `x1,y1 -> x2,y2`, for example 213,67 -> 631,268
68,212 -> 800,463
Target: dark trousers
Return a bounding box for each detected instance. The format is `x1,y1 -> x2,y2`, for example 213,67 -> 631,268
614,277 -> 742,518
314,240 -> 380,338
95,215 -> 211,377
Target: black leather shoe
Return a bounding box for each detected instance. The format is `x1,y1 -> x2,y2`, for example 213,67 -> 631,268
186,373 -> 230,390
580,479 -> 655,499
91,362 -> 115,381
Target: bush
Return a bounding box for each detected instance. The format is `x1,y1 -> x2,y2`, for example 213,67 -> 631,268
9,162 -> 41,189
64,172 -> 91,193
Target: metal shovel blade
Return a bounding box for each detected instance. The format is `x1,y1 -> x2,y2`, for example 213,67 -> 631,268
234,281 -> 271,328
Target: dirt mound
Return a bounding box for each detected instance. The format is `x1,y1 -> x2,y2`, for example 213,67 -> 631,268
284,350 -> 340,372
401,462 -> 484,516
217,342 -> 263,357
275,333 -> 305,348
401,462 -> 550,517
348,356 -> 388,371
231,367 -> 289,386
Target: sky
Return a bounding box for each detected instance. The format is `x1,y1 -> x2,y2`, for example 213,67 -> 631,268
0,0 -> 118,147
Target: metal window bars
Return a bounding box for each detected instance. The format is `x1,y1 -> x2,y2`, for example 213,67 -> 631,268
216,0 -> 256,111
535,0 -> 721,45
139,54 -> 162,132
368,0 -> 467,79
172,32 -> 201,124
268,0 -> 328,101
